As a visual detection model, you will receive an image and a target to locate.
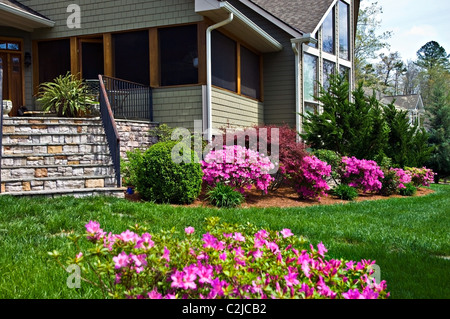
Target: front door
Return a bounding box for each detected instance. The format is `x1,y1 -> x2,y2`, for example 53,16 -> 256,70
0,39 -> 24,116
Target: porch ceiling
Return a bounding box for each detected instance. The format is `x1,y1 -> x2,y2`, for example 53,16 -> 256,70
0,1 -> 54,32
196,0 -> 282,53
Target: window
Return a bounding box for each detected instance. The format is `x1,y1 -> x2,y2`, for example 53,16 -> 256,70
339,65 -> 350,82
0,41 -> 20,51
304,53 -> 318,102
304,102 -> 318,116
159,24 -> 198,86
322,8 -> 335,54
339,1 -> 350,60
38,39 -> 71,84
212,30 -> 237,92
240,46 -> 260,99
113,30 -> 150,85
323,60 -> 336,91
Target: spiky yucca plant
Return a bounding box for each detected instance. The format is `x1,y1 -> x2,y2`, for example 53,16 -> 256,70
37,72 -> 95,117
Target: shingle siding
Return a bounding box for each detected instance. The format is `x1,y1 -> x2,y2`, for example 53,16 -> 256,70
20,0 -> 202,39
152,86 -> 203,131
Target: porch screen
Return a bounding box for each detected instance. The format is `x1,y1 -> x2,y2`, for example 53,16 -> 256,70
113,31 -> 149,86
211,30 -> 237,92
38,39 -> 70,84
159,24 -> 198,86
240,46 -> 260,99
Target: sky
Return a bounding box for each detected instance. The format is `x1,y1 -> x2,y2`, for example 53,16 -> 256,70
361,0 -> 450,62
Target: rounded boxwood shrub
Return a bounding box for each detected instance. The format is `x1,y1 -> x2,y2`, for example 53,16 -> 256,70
135,141 -> 203,204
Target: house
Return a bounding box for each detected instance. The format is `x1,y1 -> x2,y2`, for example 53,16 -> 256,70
380,94 -> 425,127
1,0 -> 360,196
1,0 -> 359,135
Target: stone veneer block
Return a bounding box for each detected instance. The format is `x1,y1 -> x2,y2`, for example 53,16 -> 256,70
35,168 -> 48,178
3,126 -> 14,133
48,146 -> 63,154
1,183 -> 5,193
22,182 -> 31,191
85,179 -> 105,188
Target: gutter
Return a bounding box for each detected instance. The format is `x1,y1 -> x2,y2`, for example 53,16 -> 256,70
291,34 -> 318,140
206,11 -> 234,142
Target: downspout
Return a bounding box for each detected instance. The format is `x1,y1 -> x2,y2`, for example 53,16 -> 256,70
291,43 -> 301,140
291,34 -> 317,140
206,12 -> 234,142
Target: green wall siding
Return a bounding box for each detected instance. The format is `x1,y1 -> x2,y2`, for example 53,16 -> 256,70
152,86 -> 202,131
21,0 -> 202,39
211,87 -> 263,129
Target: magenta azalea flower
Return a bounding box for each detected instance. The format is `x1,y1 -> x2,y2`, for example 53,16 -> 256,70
185,227 -> 195,235
113,251 -> 130,269
162,247 -> 170,262
280,228 -> 294,238
317,242 -> 328,257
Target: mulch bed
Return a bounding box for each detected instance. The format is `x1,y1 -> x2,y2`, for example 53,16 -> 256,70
124,184 -> 434,209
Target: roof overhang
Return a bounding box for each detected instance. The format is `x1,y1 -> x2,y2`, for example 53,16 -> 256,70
0,2 -> 54,32
195,0 -> 282,53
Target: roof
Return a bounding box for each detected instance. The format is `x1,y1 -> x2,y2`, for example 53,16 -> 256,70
246,0 -> 335,34
380,95 -> 424,111
0,0 -> 54,31
0,0 -> 51,21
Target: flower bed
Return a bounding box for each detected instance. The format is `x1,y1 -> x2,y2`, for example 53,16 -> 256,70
51,218 -> 389,299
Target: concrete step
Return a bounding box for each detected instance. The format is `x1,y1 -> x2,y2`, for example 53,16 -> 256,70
0,187 -> 126,199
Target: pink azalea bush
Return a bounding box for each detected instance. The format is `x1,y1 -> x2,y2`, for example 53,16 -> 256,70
379,168 -> 412,196
405,167 -> 435,187
391,168 -> 412,189
51,218 -> 389,299
339,156 -> 384,193
201,145 -> 274,194
291,155 -> 331,201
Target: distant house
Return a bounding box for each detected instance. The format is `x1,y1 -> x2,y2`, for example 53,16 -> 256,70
0,0 -> 360,135
380,94 -> 425,127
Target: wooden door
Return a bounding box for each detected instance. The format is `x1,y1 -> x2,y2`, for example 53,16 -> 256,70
0,39 -> 24,116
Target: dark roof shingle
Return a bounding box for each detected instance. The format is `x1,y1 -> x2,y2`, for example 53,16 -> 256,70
0,0 -> 52,21
248,0 -> 335,34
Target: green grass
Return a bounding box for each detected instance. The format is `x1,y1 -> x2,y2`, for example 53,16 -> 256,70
0,184 -> 449,299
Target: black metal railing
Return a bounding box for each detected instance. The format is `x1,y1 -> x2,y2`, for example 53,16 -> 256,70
0,64 -> 3,193
89,76 -> 153,121
98,74 -> 121,188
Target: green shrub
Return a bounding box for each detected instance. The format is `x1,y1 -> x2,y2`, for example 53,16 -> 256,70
206,183 -> 244,208
399,183 -> 417,196
379,169 -> 398,196
312,149 -> 341,183
134,141 -> 203,204
36,72 -> 95,117
332,184 -> 359,201
121,149 -> 144,186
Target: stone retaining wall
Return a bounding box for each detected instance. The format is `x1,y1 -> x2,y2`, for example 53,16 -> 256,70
115,119 -> 159,159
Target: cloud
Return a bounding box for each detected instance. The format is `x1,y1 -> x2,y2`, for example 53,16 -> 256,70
405,25 -> 438,37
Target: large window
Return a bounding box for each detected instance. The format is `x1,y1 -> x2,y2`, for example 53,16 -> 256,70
159,24 -> 198,86
240,46 -> 260,99
212,30 -> 237,92
339,1 -> 350,60
113,30 -> 149,85
304,53 -> 318,102
322,8 -> 335,54
323,60 -> 336,91
38,39 -> 71,84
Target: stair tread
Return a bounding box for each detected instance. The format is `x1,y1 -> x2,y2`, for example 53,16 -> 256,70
1,163 -> 113,169
2,174 -> 115,182
2,152 -> 111,158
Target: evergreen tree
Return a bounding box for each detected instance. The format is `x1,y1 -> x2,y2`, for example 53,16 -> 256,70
426,81 -> 450,181
301,75 -> 388,160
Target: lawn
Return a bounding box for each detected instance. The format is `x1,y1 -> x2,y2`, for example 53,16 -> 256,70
0,184 -> 448,299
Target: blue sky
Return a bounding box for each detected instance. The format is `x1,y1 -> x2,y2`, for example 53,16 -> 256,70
362,0 -> 450,62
